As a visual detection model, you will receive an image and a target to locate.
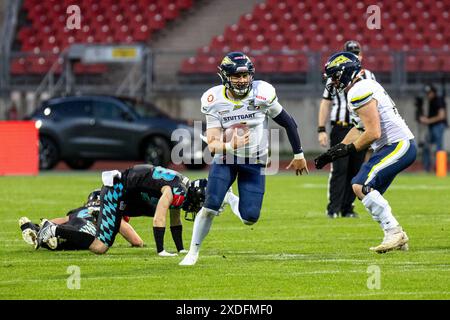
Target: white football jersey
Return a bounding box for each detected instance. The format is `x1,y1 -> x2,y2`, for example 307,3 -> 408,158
201,80 -> 283,158
347,79 -> 414,151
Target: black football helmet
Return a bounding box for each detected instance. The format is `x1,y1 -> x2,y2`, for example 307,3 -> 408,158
323,51 -> 361,93
182,178 -> 207,221
218,52 -> 255,97
85,189 -> 101,207
344,40 -> 362,55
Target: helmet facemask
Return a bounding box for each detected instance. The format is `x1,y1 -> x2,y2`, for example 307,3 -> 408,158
325,67 -> 359,93
324,52 -> 362,94
231,72 -> 253,97
85,189 -> 101,207
218,52 -> 255,98
182,179 -> 207,221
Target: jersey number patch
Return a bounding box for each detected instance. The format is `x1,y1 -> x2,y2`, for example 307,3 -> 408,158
152,166 -> 177,181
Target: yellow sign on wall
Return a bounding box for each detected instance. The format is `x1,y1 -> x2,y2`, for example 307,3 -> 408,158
112,47 -> 138,59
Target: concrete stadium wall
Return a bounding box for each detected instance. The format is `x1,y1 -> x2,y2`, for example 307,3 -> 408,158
155,95 -> 450,153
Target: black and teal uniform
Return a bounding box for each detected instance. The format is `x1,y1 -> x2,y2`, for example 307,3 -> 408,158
96,164 -> 189,247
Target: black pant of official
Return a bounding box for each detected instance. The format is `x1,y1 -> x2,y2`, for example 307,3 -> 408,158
327,125 -> 366,215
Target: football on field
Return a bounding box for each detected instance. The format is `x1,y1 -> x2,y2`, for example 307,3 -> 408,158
223,123 -> 249,143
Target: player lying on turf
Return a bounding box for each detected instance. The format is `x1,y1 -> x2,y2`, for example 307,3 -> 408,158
315,52 -> 417,253
34,164 -> 240,256
19,189 -> 144,251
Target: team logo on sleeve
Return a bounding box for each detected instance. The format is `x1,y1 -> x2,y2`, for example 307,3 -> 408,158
207,94 -> 214,103
247,100 -> 260,111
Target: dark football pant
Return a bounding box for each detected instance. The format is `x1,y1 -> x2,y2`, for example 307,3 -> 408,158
55,217 -> 96,250
204,157 -> 265,224
327,125 -> 366,214
96,182 -> 124,247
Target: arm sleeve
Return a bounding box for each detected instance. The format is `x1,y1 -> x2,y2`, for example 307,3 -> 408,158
272,109 -> 303,154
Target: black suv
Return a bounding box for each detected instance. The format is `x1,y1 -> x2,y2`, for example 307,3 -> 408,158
28,95 -> 205,170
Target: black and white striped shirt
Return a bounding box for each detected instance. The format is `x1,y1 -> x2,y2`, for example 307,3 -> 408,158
323,69 -> 376,124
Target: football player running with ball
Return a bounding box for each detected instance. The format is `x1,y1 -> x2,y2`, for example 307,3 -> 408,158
180,52 -> 308,266
315,52 -> 417,253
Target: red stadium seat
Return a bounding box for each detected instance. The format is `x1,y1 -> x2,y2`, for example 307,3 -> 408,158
256,55 -> 278,73
279,55 -> 308,73
269,35 -> 289,52
198,56 -> 218,74
10,58 -> 27,75
176,0 -> 193,10
180,57 -> 196,74
15,0 -> 195,75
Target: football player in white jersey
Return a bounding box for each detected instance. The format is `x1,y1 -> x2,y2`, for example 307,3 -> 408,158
180,52 -> 308,265
315,52 -> 417,253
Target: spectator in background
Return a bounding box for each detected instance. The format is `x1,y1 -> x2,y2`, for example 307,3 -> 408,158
6,103 -> 19,120
420,84 -> 448,172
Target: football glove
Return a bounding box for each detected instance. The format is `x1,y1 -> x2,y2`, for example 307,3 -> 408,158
328,143 -> 356,160
314,143 -> 356,169
314,152 -> 333,169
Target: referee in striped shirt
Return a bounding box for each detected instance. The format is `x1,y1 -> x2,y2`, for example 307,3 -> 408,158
317,40 -> 376,218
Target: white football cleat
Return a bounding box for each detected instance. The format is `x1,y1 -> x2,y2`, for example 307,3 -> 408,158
178,249 -> 188,254
158,250 -> 178,257
22,228 -> 38,246
19,216 -> 31,227
370,227 -> 409,253
179,252 -> 199,266
46,237 -> 58,250
19,217 -> 38,246
35,219 -> 57,250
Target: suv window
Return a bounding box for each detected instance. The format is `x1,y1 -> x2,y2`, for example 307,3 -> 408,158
47,100 -> 92,118
92,101 -> 124,120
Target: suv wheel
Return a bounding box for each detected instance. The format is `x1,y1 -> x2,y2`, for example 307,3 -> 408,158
39,136 -> 59,170
143,136 -> 171,167
65,159 -> 95,170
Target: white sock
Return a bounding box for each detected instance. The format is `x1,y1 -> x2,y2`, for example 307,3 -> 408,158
362,190 -> 399,231
188,208 -> 215,255
225,192 -> 243,222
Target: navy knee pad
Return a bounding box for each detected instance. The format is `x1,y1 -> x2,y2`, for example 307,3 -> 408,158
204,192 -> 224,212
240,205 -> 261,225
